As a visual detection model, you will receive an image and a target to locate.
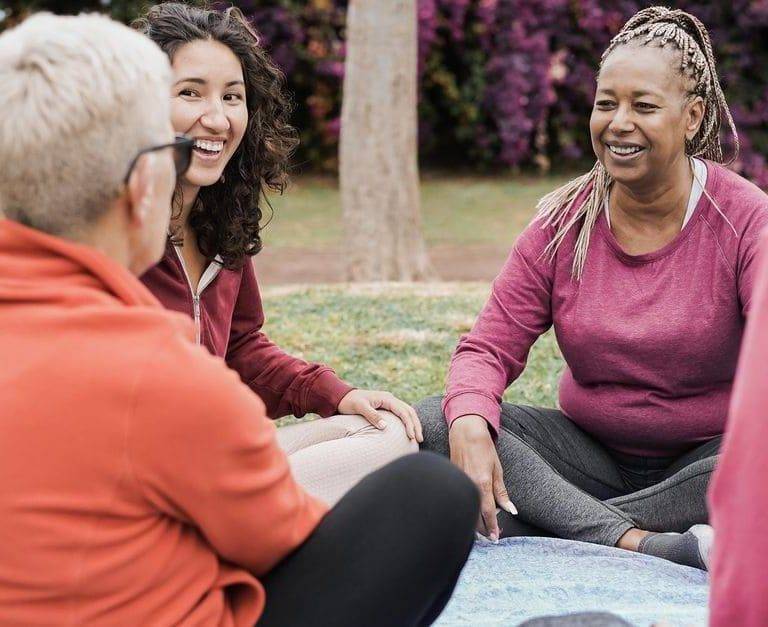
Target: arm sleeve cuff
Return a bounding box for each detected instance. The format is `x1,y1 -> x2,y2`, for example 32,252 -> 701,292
443,392 -> 501,438
305,369 -> 355,418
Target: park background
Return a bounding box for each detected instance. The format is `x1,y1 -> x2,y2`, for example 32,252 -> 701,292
1,0 -> 767,411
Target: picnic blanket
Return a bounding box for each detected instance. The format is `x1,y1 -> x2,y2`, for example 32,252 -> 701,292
435,537 -> 708,627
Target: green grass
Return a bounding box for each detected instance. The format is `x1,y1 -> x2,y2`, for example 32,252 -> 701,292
262,282 -> 564,424
263,174 -> 571,249
260,174 -> 571,423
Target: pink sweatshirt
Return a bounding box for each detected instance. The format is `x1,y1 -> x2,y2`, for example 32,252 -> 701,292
708,229 -> 768,626
444,162 -> 768,456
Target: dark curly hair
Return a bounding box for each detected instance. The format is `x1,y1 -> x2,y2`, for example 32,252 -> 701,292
133,2 -> 298,268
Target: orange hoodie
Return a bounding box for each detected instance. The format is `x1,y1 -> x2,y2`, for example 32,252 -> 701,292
0,219 -> 327,626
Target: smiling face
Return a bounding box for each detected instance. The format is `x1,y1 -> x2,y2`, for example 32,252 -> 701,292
590,44 -> 705,189
170,38 -> 248,193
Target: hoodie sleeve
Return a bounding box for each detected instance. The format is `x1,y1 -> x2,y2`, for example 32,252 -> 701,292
129,342 -> 329,576
225,259 -> 353,419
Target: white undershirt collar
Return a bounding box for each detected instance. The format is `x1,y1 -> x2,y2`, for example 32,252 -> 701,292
605,158 -> 707,231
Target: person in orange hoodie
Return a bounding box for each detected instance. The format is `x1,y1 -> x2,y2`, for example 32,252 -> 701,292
0,13 -> 479,627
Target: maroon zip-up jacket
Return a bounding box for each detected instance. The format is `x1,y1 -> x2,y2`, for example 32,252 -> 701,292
140,241 -> 353,419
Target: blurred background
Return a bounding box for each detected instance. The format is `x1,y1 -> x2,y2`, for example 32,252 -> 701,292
3,0 -> 765,404
2,0 -> 767,284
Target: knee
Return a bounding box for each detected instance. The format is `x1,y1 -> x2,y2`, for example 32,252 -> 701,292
377,411 -> 419,454
384,452 -> 479,538
416,452 -> 479,519
414,395 -> 444,422
414,395 -> 449,453
347,453 -> 478,589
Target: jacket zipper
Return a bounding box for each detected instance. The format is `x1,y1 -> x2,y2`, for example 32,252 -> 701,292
191,295 -> 202,344
173,246 -> 221,345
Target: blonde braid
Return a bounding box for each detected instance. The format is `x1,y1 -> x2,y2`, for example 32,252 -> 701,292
537,6 -> 738,279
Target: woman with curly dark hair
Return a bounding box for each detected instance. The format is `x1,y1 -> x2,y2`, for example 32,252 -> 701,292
136,3 -> 421,506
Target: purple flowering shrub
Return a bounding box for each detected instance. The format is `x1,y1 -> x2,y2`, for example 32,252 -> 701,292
238,0 -> 768,183
229,0 -> 347,170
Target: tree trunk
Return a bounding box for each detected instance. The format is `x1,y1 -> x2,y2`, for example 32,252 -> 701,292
339,0 -> 431,281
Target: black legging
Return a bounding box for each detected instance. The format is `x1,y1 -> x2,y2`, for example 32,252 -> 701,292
258,452 -> 479,627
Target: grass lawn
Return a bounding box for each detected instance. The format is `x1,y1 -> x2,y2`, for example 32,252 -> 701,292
262,282 -> 564,425
261,173 -> 571,422
263,173 -> 572,249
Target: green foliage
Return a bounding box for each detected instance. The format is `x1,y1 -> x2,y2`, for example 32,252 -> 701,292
0,0 -> 205,31
1,0 -> 150,28
5,0 -> 766,182
262,283 -> 564,425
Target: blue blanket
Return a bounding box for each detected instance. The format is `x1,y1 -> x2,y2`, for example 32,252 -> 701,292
435,537 -> 708,627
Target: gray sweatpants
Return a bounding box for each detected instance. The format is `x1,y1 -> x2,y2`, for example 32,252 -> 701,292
416,397 -> 721,547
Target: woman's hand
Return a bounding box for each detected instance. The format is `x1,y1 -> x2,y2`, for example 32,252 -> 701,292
337,389 -> 423,443
449,414 -> 517,541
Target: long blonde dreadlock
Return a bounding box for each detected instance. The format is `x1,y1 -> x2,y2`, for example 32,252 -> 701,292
536,6 -> 739,280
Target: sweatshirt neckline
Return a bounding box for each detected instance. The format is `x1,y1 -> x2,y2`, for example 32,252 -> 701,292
597,160 -> 717,265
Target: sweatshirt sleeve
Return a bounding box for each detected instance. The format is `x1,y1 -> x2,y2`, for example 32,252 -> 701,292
129,344 -> 328,577
736,209 -> 768,316
709,230 -> 768,627
225,260 -> 353,419
443,221 -> 555,435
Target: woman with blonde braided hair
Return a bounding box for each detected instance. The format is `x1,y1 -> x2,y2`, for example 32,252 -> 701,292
417,6 -> 768,570
537,6 -> 740,278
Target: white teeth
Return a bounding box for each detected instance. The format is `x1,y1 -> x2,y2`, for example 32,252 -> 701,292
194,139 -> 224,152
608,144 -> 643,156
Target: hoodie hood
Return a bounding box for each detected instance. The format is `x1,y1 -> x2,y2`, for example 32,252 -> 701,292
0,219 -> 160,310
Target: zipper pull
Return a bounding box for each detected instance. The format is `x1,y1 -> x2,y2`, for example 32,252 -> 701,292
192,295 -> 201,345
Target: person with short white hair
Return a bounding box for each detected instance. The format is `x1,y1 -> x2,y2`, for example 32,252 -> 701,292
0,12 -> 174,243
0,14 -> 478,626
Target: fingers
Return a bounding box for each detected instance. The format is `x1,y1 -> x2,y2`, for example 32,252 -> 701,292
388,399 -> 415,440
342,389 -> 422,441
356,401 -> 387,430
402,414 -> 416,441
375,393 -> 423,443
478,477 -> 500,542
412,410 -> 424,443
448,415 -> 502,541
492,458 -> 517,516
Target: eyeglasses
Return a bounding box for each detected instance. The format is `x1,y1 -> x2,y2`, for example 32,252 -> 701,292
123,134 -> 195,184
